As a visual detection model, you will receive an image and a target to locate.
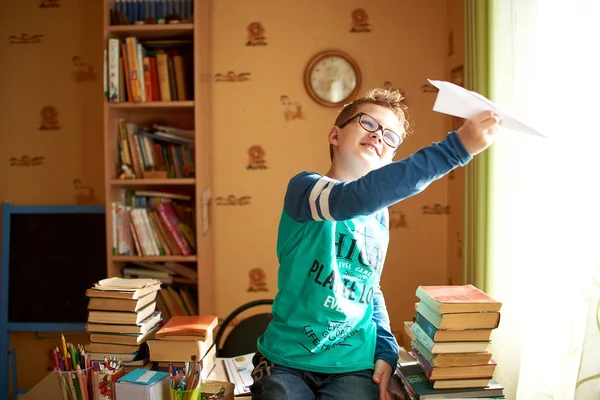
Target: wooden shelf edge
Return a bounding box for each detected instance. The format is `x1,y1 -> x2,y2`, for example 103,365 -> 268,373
107,23 -> 194,33
110,178 -> 196,186
112,256 -> 198,262
107,101 -> 195,109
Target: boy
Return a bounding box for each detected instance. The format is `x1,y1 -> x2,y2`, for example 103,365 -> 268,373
251,89 -> 501,400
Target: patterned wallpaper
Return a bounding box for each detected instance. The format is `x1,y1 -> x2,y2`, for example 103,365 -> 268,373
0,0 -> 464,388
0,0 -> 104,391
211,0 -> 463,342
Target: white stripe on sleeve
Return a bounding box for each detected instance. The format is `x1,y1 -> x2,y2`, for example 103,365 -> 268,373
308,177 -> 334,221
319,181 -> 335,221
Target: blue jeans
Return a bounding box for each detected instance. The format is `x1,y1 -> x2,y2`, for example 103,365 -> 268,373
250,352 -> 380,400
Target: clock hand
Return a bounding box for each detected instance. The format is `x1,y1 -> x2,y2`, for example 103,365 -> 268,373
332,67 -> 340,81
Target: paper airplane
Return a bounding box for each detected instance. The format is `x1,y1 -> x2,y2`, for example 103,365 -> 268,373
428,79 -> 547,138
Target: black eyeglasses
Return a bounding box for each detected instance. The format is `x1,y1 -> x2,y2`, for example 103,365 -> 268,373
338,112 -> 402,148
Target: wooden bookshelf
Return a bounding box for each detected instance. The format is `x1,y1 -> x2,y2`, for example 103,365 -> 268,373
110,178 -> 196,186
112,255 -> 198,262
107,23 -> 195,36
107,101 -> 195,109
102,0 -> 215,315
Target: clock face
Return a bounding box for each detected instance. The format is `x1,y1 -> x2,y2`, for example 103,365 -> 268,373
308,55 -> 358,104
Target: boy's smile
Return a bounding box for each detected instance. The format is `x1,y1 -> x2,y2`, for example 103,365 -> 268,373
329,104 -> 404,179
359,140 -> 381,157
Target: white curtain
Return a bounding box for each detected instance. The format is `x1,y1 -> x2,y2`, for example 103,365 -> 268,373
485,1 -> 600,399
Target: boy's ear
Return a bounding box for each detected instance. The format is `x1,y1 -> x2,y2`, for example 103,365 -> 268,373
328,126 -> 340,146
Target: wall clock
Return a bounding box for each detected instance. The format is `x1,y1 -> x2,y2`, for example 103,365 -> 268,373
304,50 -> 361,107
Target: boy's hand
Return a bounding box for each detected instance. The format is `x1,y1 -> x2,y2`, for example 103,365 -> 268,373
456,111 -> 502,156
372,359 -> 393,400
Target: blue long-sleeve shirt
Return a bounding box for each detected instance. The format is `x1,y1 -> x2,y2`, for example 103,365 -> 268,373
257,131 -> 471,373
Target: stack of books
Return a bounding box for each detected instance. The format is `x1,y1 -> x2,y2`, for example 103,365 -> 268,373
397,284 -> 505,398
146,315 -> 218,379
84,277 -> 163,372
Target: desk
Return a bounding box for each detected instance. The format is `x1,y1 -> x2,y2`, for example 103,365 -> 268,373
21,350 -> 414,400
19,358 -> 244,400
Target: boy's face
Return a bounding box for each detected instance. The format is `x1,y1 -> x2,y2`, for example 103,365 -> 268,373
329,103 -> 403,176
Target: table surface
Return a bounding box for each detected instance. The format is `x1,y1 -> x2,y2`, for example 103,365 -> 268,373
20,349 -> 414,400
19,358 -> 244,400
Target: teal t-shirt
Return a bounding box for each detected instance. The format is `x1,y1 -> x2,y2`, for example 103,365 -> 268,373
257,131 -> 472,373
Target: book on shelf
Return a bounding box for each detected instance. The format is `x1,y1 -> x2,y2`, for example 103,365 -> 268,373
155,285 -> 197,321
85,277 -> 164,371
117,119 -> 195,180
129,260 -> 198,280
112,190 -> 195,257
107,36 -> 193,103
109,0 -> 194,26
404,284 -> 504,392
117,263 -> 199,321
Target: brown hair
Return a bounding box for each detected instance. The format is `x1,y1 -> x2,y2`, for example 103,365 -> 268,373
330,88 -> 410,160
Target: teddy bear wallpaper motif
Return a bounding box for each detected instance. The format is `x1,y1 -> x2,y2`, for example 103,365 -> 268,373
247,268 -> 268,292
247,145 -> 267,170
280,95 -> 306,121
349,8 -> 371,33
389,208 -> 408,229
215,195 -> 252,206
39,106 -> 60,131
383,81 -> 407,102
8,34 -> 44,44
72,56 -> 99,82
245,22 -> 267,46
215,72 -> 251,82
9,155 -> 45,167
72,179 -> 97,205
39,0 -> 61,8
422,204 -> 451,215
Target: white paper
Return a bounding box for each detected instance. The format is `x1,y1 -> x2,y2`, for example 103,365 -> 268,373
428,79 -> 547,138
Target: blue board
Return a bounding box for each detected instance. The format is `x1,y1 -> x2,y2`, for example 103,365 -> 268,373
0,202 -> 106,400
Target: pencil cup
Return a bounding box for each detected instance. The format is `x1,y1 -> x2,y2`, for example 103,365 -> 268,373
91,366 -> 125,400
170,387 -> 201,400
55,367 -> 92,400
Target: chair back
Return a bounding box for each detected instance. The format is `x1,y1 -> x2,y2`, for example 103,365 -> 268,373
215,299 -> 273,358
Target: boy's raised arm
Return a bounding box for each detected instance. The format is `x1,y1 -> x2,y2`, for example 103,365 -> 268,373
284,131 -> 472,222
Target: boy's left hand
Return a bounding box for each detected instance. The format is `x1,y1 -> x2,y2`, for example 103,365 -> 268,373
372,359 -> 393,400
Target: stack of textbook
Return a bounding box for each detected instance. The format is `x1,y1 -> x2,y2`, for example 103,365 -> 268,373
147,315 -> 218,379
84,277 -> 163,372
396,285 -> 505,399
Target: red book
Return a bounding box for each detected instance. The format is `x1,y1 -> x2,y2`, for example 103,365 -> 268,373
415,285 -> 502,314
155,315 -> 218,340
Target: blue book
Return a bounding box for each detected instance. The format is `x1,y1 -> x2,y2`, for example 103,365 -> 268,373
116,369 -> 170,399
118,368 -> 169,385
